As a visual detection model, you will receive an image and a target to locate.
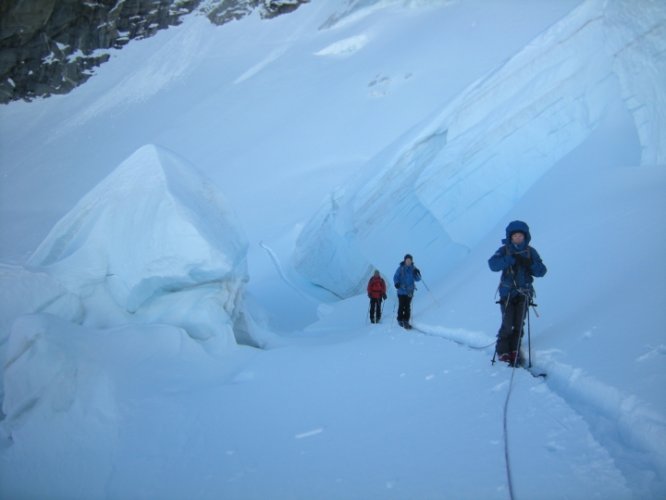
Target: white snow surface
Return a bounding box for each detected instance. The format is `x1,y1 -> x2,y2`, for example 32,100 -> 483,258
0,0 -> 665,499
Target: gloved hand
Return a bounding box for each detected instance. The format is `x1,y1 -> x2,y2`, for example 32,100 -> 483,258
514,254 -> 532,268
368,293 -> 372,299
383,293 -> 387,300
395,283 -> 400,289
414,268 -> 421,279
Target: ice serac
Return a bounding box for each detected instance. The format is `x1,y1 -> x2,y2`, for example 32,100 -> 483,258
294,0 -> 666,298
27,144 -> 248,345
604,1 -> 666,165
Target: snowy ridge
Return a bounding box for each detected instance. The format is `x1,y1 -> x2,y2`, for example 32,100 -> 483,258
537,354 -> 666,496
410,322 -> 495,350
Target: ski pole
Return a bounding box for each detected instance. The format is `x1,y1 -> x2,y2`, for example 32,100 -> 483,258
514,293 -> 529,367
527,301 -> 532,368
531,302 -> 540,318
420,277 -> 441,307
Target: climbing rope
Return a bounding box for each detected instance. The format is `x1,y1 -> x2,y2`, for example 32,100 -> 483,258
499,290 -> 531,500
502,362 -> 519,500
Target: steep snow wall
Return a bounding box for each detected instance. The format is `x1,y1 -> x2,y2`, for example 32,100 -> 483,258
604,0 -> 666,165
24,144 -> 248,344
294,0 -> 666,298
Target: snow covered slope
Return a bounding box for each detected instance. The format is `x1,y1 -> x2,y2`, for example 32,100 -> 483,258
1,0 -> 665,499
0,0 -> 582,262
294,0 -> 666,298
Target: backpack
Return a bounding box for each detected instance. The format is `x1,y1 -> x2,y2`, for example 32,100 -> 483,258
368,276 -> 385,296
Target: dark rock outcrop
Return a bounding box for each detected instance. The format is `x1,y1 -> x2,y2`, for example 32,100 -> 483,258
0,0 -> 309,104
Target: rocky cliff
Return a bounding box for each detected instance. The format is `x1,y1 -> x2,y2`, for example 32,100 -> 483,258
0,0 -> 308,104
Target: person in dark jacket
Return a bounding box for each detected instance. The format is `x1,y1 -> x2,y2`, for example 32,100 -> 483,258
367,270 -> 387,324
393,254 -> 421,329
488,221 -> 547,366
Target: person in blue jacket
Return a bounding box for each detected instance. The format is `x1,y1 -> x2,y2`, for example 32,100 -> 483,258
488,221 -> 547,366
393,254 -> 421,329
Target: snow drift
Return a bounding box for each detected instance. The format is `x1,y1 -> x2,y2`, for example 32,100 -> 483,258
294,0 -> 666,298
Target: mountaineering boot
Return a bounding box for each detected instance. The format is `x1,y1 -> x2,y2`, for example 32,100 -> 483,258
498,351 -> 518,366
402,321 -> 412,330
515,351 -> 526,367
507,351 -> 519,366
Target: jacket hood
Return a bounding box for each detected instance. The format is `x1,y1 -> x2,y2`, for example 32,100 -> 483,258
503,220 -> 531,245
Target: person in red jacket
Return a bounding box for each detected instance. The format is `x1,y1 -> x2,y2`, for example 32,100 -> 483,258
367,270 -> 387,324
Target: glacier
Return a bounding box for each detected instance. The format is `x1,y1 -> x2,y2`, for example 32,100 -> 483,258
0,0 -> 665,498
294,0 -> 666,298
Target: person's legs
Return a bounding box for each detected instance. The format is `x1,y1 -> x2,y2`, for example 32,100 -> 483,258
397,295 -> 408,323
509,296 -> 528,362
403,295 -> 412,323
496,296 -> 516,357
496,295 -> 527,364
